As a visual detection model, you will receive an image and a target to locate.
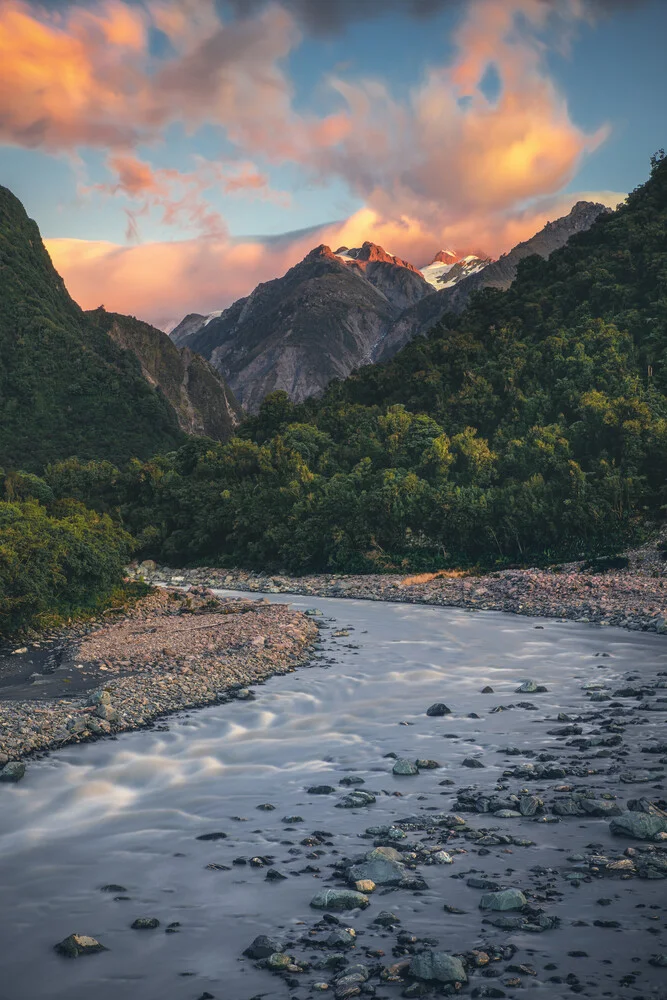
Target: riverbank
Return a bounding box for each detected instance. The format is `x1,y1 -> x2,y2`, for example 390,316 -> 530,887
0,587 -> 317,764
127,557 -> 667,635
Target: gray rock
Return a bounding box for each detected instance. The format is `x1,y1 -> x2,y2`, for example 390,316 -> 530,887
244,934 -> 282,959
54,933 -> 107,958
579,799 -> 623,817
0,761 -> 26,783
336,790 -> 376,808
393,758 -> 419,775
462,757 -> 485,768
610,813 -> 667,840
479,888 -> 527,911
95,703 -> 119,723
308,785 -> 336,794
131,917 -> 160,929
86,690 -> 111,706
349,853 -> 406,886
516,680 -> 538,693
426,703 -> 451,717
326,928 -> 356,948
267,952 -> 292,969
415,759 -> 440,769
519,795 -> 543,816
409,951 -> 467,984
310,889 -> 369,911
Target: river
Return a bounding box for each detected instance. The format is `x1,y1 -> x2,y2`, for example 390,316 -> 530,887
0,594 -> 665,1000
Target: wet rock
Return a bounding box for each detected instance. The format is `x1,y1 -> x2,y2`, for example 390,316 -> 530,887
95,703 -> 119,723
579,799 -> 623,818
340,776 -> 365,786
431,851 -> 453,864
409,951 -> 467,984
349,852 -> 406,886
244,934 -> 282,959
265,868 -> 288,881
337,790 -> 376,808
479,889 -> 527,911
462,757 -> 485,768
0,761 -> 26,783
355,879 -> 376,893
471,987 -> 507,998
86,690 -> 111,707
481,686 -> 494,694
372,910 -> 400,927
257,803 -> 275,811
415,759 -> 440,769
519,795 -> 544,816
311,889 -> 370,911
516,680 -> 538,693
196,832 -> 227,841
309,785 -> 336,795
326,928 -> 356,949
267,952 -> 292,969
54,933 -> 107,958
426,704 -> 451,717
610,813 -> 667,840
282,815 -> 304,824
131,917 -> 159,929
649,955 -> 667,967
393,759 -> 419,776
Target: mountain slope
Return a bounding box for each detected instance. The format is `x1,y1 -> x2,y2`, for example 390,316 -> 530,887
178,244 -> 416,412
0,186 -> 188,472
87,309 -> 242,441
375,200 -> 611,360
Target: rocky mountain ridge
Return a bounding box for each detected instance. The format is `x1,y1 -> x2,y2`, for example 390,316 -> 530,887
171,200 -> 610,411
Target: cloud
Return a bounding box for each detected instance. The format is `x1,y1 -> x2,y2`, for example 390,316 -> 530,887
46,186 -> 624,329
87,153 -> 288,240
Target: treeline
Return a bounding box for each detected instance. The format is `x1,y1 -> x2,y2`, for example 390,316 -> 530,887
2,155 -> 666,634
37,155 -> 667,577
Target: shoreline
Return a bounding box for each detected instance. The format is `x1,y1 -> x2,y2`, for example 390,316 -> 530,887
128,559 -> 667,635
0,587 -> 318,766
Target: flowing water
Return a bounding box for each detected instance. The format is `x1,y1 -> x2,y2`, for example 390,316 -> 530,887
0,594 -> 665,1000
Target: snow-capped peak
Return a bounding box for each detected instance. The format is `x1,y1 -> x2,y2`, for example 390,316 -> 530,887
419,250 -> 491,289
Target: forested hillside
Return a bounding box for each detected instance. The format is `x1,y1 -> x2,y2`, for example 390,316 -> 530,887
55,155 -> 666,575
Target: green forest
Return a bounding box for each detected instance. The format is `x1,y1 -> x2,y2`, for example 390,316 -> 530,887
1,155 -> 666,635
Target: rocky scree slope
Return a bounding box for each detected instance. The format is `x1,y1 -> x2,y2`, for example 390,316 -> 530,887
87,309 -> 242,441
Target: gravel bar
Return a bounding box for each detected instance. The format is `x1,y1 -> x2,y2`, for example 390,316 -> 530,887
0,587 -> 318,764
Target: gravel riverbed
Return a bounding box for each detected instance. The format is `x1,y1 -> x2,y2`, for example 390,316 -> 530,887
128,556 -> 667,636
0,587 -> 317,765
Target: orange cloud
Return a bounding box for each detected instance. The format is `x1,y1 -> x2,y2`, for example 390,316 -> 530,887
46,186 -> 624,330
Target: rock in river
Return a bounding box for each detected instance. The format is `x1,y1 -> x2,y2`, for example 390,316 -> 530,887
610,813 -> 667,840
0,761 -> 26,783
348,851 -> 406,886
409,951 -> 467,984
426,703 -> 451,717
310,889 -> 370,911
392,758 -> 419,775
131,917 -> 160,929
54,933 -> 107,958
244,935 -> 282,959
479,888 -> 527,911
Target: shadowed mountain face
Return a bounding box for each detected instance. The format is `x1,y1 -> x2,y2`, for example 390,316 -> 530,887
87,310 -> 242,441
175,244 -> 430,412
0,186 -> 241,472
171,202 -> 610,412
374,200 -> 612,361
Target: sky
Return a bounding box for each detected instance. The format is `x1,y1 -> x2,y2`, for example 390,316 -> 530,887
1,0 -> 665,329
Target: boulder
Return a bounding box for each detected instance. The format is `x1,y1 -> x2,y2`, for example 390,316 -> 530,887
479,888 -> 527,911
349,854 -> 406,886
409,951 -> 467,984
610,813 -> 667,840
0,761 -> 26,783
244,935 -> 282,959
54,933 -> 107,958
426,704 -> 451,717
393,758 -> 419,775
310,889 -> 369,911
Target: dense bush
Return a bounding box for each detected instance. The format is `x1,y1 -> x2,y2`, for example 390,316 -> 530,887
0,487 -> 133,637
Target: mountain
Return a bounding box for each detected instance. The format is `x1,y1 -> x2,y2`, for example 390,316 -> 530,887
375,200 -> 611,360
174,243 -> 432,412
419,249 -> 491,289
87,309 -> 242,441
172,203 -> 608,411
0,186 -> 237,473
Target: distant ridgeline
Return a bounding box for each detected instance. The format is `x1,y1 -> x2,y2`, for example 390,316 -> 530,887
45,154 -> 666,576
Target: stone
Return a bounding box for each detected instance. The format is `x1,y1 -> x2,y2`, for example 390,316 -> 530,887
86,690 -> 111,706
462,757 -> 485,768
308,785 -> 336,794
196,832 -> 227,841
326,928 -> 356,949
610,813 -> 667,840
244,935 -> 282,959
372,910 -> 400,927
95,703 -> 119,723
393,758 -> 419,775
0,761 -> 26,783
311,889 -> 369,911
349,853 -> 406,886
54,933 -> 107,958
355,879 -> 376,893
131,917 -> 160,929
267,952 -> 292,969
336,790 -> 376,808
409,951 -> 467,984
481,686 -> 494,694
415,759 -> 440,769
426,703 -> 451,717
432,851 -> 454,864
519,795 -> 543,816
479,889 -> 527,911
